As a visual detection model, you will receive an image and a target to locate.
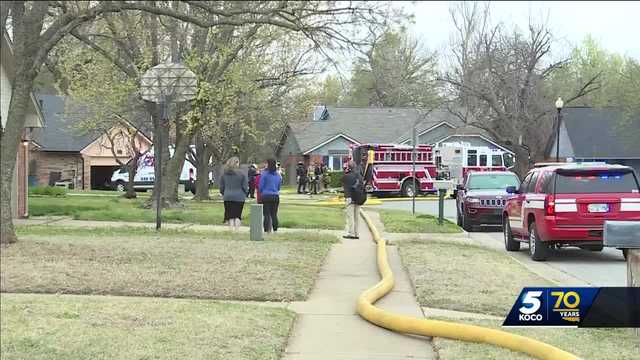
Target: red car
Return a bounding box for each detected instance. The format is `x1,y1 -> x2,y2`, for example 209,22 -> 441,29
503,163 -> 640,261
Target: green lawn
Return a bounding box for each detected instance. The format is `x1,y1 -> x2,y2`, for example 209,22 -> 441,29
378,209 -> 462,233
2,226 -> 337,301
398,240 -> 551,316
433,317 -> 640,360
1,293 -> 294,360
29,195 -> 344,229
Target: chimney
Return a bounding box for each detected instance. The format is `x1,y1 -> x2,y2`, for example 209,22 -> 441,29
313,105 -> 329,121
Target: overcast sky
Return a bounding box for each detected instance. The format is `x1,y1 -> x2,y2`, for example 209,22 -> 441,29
402,1 -> 640,60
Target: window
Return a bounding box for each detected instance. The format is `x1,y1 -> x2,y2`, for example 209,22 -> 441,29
467,174 -> 520,190
539,172 -> 554,194
504,154 -> 515,168
492,155 -> 503,167
555,171 -> 639,194
467,150 -> 478,166
526,172 -> 539,193
327,154 -> 347,171
479,154 -> 487,166
519,173 -> 532,193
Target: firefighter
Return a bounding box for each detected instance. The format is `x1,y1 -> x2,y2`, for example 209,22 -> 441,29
296,162 -> 307,194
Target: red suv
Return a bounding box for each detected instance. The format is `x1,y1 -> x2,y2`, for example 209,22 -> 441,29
503,163 -> 640,261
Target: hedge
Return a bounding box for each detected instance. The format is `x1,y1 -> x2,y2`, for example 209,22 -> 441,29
29,186 -> 68,197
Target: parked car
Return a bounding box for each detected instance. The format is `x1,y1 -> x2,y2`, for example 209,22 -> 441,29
502,163 -> 640,261
456,171 -> 520,231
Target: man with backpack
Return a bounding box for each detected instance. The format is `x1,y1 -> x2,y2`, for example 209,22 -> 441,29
342,160 -> 366,239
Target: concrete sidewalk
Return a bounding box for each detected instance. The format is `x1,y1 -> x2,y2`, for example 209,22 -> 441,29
284,214 -> 435,360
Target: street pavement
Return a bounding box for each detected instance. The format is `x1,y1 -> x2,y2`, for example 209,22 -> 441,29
371,199 -> 627,286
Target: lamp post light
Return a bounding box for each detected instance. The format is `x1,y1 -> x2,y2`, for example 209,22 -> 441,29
141,62 -> 197,230
555,97 -> 564,162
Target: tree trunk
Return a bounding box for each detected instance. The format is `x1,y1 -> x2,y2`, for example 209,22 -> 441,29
0,71 -> 37,244
124,155 -> 138,199
193,134 -> 211,201
162,112 -> 192,204
513,146 -> 533,178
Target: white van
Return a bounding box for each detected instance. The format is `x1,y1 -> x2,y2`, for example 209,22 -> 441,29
111,148 -> 211,194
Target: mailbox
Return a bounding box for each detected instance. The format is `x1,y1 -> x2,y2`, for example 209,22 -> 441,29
432,180 -> 454,191
603,221 -> 640,249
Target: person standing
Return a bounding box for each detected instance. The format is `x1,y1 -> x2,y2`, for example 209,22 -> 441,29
307,164 -> 316,194
219,157 -> 248,231
247,164 -> 257,198
259,159 -> 282,233
296,162 -> 307,194
342,160 -> 361,239
314,163 -> 323,193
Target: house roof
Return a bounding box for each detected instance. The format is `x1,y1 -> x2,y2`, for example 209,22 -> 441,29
558,107 -> 639,159
32,94 -> 152,152
289,107 -> 477,153
31,95 -> 96,152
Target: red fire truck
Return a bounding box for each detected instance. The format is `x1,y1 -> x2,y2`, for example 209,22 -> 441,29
349,142 -> 513,197
349,143 -> 437,197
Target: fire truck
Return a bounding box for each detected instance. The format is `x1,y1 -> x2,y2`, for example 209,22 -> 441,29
349,142 -> 512,197
349,143 -> 437,197
435,142 -> 511,197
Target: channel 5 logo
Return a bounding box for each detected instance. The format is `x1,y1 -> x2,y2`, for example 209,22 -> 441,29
504,287 -> 600,327
517,290 -> 581,322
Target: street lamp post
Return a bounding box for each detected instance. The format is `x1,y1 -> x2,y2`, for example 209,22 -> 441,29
141,62 -> 197,230
555,97 -> 564,162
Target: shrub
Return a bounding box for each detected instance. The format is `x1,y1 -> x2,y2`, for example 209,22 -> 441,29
29,186 -> 67,197
326,171 -> 344,189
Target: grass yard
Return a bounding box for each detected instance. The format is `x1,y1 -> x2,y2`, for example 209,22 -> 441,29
378,209 -> 462,233
398,240 -> 551,316
433,317 -> 640,360
1,293 -> 295,360
2,226 -> 337,301
29,195 -> 344,230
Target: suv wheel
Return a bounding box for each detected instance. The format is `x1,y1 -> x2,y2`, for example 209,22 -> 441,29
456,205 -> 462,226
503,217 -> 520,251
115,181 -> 126,192
528,223 -> 548,261
461,211 -> 473,232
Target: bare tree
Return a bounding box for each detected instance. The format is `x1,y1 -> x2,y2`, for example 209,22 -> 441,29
442,2 -> 601,176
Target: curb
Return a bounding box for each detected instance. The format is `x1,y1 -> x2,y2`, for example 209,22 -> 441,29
356,209 -> 581,360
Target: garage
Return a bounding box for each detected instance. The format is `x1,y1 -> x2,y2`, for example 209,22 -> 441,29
90,165 -> 120,190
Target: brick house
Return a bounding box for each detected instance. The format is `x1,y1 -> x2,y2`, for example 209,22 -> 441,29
276,106 -> 513,185
30,94 -> 152,190
549,107 -> 640,174
1,30 -> 45,218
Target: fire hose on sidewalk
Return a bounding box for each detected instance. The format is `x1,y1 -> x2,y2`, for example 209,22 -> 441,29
356,210 -> 580,360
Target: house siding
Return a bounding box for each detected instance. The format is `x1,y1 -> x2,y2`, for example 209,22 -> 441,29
31,150 -> 84,189
418,125 -> 456,145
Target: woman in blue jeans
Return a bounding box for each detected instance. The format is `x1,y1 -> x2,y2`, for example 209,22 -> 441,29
259,159 -> 282,232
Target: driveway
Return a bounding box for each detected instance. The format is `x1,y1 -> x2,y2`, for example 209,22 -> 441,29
371,199 -> 627,286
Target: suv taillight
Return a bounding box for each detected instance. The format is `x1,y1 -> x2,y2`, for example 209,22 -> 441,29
545,195 -> 555,216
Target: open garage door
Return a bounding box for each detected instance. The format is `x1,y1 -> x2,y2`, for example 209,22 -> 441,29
91,165 -> 120,190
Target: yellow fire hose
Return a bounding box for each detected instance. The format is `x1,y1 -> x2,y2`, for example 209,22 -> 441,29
356,210 -> 580,360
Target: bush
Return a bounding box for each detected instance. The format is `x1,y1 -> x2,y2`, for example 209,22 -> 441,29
326,171 -> 343,189
29,186 -> 67,197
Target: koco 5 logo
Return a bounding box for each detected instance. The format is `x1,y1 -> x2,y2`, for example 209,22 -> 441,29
518,291 -> 543,321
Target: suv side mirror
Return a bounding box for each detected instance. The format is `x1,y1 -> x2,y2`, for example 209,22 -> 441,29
456,184 -> 464,191
506,186 -> 518,194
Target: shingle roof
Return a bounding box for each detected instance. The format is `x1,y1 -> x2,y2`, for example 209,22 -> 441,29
32,94 -> 153,152
289,107 -> 468,153
561,107 -> 639,158
31,95 -> 96,152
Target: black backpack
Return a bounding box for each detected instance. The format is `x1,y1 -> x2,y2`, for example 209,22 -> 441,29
351,174 -> 368,205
